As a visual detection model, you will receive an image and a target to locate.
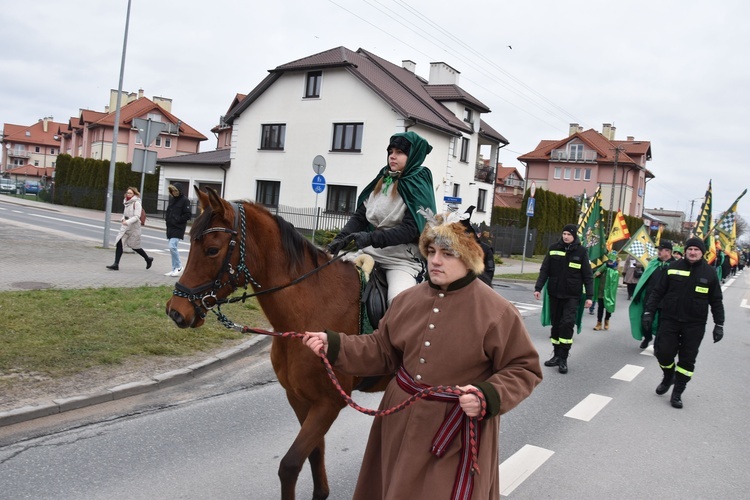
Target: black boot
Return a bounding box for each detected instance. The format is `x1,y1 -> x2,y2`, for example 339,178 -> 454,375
656,367 -> 675,395
671,386 -> 685,409
544,346 -> 561,367
558,349 -> 569,374
106,263 -> 119,271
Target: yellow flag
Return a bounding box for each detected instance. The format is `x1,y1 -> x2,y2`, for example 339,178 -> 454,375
606,211 -> 631,251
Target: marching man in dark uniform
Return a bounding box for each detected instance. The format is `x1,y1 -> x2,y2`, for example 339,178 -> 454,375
642,237 -> 725,409
534,224 -> 594,374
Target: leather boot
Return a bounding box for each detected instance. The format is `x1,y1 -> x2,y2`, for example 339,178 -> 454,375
671,385 -> 685,409
593,322 -> 603,331
106,264 -> 119,271
558,350 -> 569,374
544,346 -> 561,367
604,319 -> 610,330
655,367 -> 675,395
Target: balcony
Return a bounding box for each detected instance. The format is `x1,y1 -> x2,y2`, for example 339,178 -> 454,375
8,149 -> 31,159
474,163 -> 495,184
550,149 -> 597,163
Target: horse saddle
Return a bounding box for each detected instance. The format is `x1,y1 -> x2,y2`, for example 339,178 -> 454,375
361,263 -> 388,331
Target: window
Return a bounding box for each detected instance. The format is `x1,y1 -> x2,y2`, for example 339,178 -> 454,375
584,168 -> 592,181
331,123 -> 363,152
554,167 -> 561,179
563,168 -> 571,180
50,148 -> 56,154
34,160 -> 39,166
135,135 -> 142,144
326,185 -> 357,213
164,138 -> 171,148
570,144 -> 583,160
305,71 -> 322,98
463,107 -> 473,123
453,184 -> 460,197
460,137 -> 469,162
147,112 -> 162,122
155,137 -> 162,147
477,189 -> 487,212
260,124 -> 286,150
256,180 -> 280,207
574,168 -> 581,180
35,146 -> 40,153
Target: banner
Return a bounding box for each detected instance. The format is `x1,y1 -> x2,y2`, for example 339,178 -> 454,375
694,180 -> 712,240
606,210 -> 630,251
621,225 -> 657,268
578,186 -> 608,271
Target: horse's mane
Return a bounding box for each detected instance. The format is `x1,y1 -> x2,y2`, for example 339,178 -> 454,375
190,201 -> 327,274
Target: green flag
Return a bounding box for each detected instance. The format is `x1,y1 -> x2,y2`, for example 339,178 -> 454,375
578,186 -> 608,271
694,180 -> 712,240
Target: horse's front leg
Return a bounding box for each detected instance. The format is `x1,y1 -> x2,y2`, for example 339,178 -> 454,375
279,395 -> 342,500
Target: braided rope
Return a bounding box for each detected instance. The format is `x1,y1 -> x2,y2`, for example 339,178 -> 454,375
239,325 -> 487,474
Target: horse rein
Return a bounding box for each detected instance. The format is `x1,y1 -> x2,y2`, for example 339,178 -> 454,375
172,201 -> 346,322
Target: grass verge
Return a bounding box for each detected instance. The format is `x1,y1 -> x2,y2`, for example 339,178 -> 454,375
0,286 -> 266,386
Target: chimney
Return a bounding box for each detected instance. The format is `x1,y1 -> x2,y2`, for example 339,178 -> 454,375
627,135 -> 634,141
138,88 -> 144,99
428,62 -> 460,85
610,126 -> 616,140
569,123 -> 580,136
42,117 -> 51,133
602,123 -> 612,139
402,60 -> 416,73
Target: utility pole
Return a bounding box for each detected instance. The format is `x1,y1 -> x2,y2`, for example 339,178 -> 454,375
607,146 -> 625,233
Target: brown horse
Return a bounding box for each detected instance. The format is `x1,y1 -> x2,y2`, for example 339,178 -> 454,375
166,187 -> 385,500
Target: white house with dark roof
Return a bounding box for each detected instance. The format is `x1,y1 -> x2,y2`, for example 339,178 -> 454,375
220,46 -> 509,227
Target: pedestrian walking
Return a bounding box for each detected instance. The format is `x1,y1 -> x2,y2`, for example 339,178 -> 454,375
106,187 -> 153,271
622,254 -> 641,299
628,240 -> 675,348
303,210 -> 542,499
326,131 -> 436,304
164,183 -> 191,277
533,223 -> 594,374
592,253 -> 619,330
642,237 -> 724,408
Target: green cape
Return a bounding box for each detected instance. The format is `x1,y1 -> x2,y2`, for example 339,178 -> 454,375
356,131 -> 436,233
628,258 -> 663,340
540,284 -> 585,334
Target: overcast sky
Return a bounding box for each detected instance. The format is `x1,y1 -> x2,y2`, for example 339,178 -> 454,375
2,0 -> 748,229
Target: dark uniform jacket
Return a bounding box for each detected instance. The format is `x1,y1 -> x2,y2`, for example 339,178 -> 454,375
535,237 -> 594,300
165,183 -> 192,240
645,257 -> 724,324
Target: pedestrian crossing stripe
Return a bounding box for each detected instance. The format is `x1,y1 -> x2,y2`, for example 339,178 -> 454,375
510,301 -> 543,316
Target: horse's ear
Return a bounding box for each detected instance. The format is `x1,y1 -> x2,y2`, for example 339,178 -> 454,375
205,187 -> 232,222
194,186 -> 209,213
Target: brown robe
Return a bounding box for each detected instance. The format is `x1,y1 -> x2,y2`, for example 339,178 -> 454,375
328,276 -> 542,499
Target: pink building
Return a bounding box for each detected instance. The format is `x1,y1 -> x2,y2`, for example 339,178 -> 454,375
59,89 -> 207,163
1,117 -> 66,175
493,163 -> 525,209
518,123 -> 653,217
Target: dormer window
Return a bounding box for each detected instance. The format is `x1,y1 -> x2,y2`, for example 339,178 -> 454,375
569,143 -> 583,160
463,107 -> 473,124
305,71 -> 322,98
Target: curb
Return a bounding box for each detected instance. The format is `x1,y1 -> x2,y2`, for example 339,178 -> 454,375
0,335 -> 267,428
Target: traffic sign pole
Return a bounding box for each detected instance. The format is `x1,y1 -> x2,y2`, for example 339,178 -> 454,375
521,181 -> 536,274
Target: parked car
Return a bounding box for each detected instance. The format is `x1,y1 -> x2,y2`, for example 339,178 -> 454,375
24,181 -> 41,194
0,178 -> 18,194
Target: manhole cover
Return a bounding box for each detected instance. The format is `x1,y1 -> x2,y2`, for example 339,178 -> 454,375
11,282 -> 53,290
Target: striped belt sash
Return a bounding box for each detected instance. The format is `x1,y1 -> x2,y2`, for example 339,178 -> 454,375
396,365 -> 480,500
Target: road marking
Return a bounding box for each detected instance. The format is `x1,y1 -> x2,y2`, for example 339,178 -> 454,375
639,345 -> 654,357
741,299 -> 750,310
564,394 -> 612,421
611,364 -> 644,381
499,444 -> 554,496
510,301 -> 543,317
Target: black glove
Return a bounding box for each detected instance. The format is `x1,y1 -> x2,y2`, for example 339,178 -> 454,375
713,324 -> 724,343
326,237 -> 349,255
350,231 -> 373,249
641,312 -> 653,335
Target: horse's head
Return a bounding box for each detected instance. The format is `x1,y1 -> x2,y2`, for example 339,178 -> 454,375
166,186 -> 245,328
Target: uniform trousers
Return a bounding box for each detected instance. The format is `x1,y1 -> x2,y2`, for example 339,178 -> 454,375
654,318 -> 707,377
549,296 -> 579,351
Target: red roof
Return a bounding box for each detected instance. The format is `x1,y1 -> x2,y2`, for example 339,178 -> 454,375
2,119 -> 66,147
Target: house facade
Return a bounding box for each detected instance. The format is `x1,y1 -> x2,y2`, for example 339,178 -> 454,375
219,46 -> 509,227
493,163 -> 525,209
519,123 -> 653,217
1,117 -> 66,178
58,89 -> 207,164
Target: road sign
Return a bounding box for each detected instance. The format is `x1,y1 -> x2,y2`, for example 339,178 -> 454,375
312,174 -> 326,193
530,181 -> 536,198
526,197 -> 536,217
132,149 -> 157,174
443,196 -> 462,204
132,118 -> 167,147
312,155 -> 326,174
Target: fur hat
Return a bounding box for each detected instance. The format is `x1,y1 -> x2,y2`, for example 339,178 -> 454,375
418,208 -> 484,275
684,237 -> 706,254
387,135 -> 411,156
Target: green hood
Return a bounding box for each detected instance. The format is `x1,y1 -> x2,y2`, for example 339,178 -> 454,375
357,131 -> 437,232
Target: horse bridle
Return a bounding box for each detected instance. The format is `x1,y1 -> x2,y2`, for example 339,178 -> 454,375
172,201 -> 345,325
